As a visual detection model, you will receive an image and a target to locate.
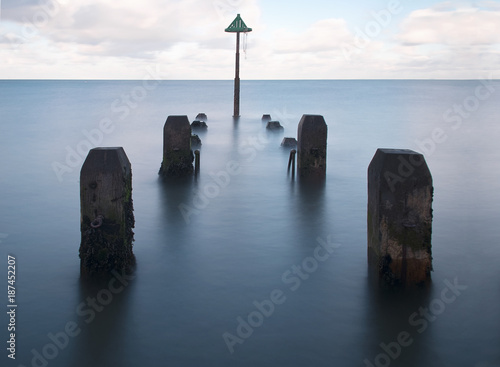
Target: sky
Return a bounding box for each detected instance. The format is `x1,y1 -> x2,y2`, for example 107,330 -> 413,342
0,0 -> 499,79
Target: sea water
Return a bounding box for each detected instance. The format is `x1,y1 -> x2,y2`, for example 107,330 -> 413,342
0,80 -> 499,367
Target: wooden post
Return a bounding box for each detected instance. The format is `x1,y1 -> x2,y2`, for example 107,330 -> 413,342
194,149 -> 200,175
297,115 -> 327,180
233,31 -> 240,118
159,115 -> 194,177
262,114 -> 272,122
195,113 -> 207,121
281,137 -> 297,148
367,149 -> 433,286
79,147 -> 135,277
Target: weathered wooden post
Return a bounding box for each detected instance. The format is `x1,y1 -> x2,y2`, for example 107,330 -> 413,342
266,121 -> 283,130
367,149 -> 433,286
297,115 -> 327,179
79,147 -> 135,277
262,114 -> 272,122
159,115 -> 194,177
281,137 -> 297,148
196,113 -> 207,121
225,14 -> 252,118
194,149 -> 200,175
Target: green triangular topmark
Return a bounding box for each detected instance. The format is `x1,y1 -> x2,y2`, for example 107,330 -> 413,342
225,14 -> 252,33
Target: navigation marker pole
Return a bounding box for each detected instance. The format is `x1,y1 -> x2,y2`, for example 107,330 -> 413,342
225,14 -> 252,118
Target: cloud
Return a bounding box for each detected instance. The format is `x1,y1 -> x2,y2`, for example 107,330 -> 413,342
0,0 -> 257,77
0,0 -> 67,23
397,4 -> 500,46
1,1 -> 499,79
386,3 -> 500,78
47,1 -> 222,56
2,0 -> 261,57
272,18 -> 352,54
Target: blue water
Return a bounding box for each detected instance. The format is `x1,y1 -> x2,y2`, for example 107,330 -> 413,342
1,80 -> 499,367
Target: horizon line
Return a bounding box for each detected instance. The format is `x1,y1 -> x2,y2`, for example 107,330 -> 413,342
0,78 -> 498,81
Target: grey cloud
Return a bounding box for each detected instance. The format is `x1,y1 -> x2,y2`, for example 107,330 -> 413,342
2,0 -> 40,9
1,0 -> 63,22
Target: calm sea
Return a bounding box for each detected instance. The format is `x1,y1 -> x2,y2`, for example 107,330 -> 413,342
1,80 -> 499,367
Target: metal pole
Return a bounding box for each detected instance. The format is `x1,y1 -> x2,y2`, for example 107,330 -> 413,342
233,32 -> 240,118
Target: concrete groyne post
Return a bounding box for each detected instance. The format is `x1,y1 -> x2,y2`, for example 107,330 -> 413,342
367,149 -> 433,286
297,115 -> 327,179
79,147 -> 135,277
159,115 -> 194,177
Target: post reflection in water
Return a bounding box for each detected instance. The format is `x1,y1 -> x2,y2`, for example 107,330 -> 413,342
362,273 -> 434,367
72,274 -> 135,367
292,178 -> 327,248
158,175 -> 196,227
0,80 -> 498,366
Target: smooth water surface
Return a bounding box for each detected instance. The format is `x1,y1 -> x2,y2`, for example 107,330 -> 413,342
1,80 -> 499,367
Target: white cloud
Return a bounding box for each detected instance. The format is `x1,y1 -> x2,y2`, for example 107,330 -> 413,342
1,0 -> 260,51
0,1 -> 499,79
397,5 -> 500,46
272,18 -> 352,54
0,0 -> 262,77
43,0 -> 260,57
386,3 -> 500,78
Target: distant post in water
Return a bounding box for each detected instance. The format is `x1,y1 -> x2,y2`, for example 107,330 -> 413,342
159,115 -> 194,177
225,14 -> 252,118
367,149 -> 433,286
80,147 -> 135,277
297,114 -> 327,179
